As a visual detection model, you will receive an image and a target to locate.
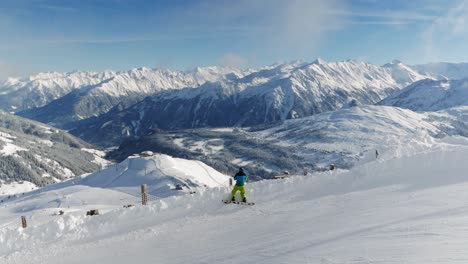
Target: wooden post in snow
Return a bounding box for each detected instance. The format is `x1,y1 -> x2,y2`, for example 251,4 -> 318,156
21,216 -> 27,228
141,184 -> 148,205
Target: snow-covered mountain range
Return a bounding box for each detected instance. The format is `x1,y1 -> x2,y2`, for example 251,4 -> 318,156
0,58 -> 465,180
2,58 -> 468,263
70,59 -> 434,146
1,58 -> 465,149
0,71 -> 116,112
1,59 -> 467,178
14,67 -> 246,128
2,59 -> 465,132
0,111 -> 109,194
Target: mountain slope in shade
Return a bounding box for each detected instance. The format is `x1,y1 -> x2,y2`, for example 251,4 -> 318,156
72,59 -> 430,146
379,78 -> 468,111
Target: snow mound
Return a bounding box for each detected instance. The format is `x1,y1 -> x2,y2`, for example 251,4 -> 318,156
23,153 -> 232,204
81,153 -> 230,194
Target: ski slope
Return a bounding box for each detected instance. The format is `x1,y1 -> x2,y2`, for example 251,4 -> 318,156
2,137 -> 468,263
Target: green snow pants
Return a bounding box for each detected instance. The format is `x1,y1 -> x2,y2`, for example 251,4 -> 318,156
231,185 -> 246,199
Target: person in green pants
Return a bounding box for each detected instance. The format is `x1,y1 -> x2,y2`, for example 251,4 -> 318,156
231,168 -> 247,202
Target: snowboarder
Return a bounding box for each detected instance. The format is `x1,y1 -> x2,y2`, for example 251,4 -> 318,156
231,168 -> 248,203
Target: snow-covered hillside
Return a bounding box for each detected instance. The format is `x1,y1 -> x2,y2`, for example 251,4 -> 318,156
0,111 -> 109,192
105,105 -> 468,179
2,136 -> 468,263
0,152 -> 229,231
380,78 -> 468,111
71,59 -> 431,146
253,105 -> 440,164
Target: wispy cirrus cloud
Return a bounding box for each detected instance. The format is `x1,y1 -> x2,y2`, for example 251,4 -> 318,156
40,4 -> 78,12
171,0 -> 346,56
0,60 -> 19,80
422,0 -> 468,61
330,9 -> 438,22
346,20 -> 410,25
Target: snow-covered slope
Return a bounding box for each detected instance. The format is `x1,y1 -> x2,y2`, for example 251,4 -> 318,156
254,105 -> 440,161
72,59 -> 429,146
16,67 -> 243,128
0,111 -> 109,192
0,153 -> 229,230
382,60 -> 434,86
0,180 -> 37,196
106,105 -> 468,178
79,152 -> 230,197
379,78 -> 468,111
2,136 -> 468,263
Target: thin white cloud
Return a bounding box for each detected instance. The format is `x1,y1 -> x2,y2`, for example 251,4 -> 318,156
330,9 -> 437,21
422,0 -> 468,61
1,0 -> 344,57
0,61 -> 19,80
181,0 -> 345,59
41,5 -> 78,12
219,53 -> 248,68
347,20 -> 410,25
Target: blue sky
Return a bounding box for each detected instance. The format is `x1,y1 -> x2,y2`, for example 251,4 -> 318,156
0,0 -> 467,78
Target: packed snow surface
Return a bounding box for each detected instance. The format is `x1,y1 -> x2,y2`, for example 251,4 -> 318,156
2,136 -> 468,263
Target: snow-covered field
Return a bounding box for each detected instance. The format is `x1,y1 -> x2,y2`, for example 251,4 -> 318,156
0,181 -> 37,197
2,136 -> 468,263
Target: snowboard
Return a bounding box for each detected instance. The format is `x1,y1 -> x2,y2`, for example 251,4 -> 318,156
223,200 -> 255,206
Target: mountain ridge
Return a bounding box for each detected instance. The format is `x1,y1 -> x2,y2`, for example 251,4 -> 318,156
71,59 -> 432,146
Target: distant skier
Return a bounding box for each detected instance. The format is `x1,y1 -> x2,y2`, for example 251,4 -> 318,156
375,149 -> 379,159
231,168 -> 248,203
